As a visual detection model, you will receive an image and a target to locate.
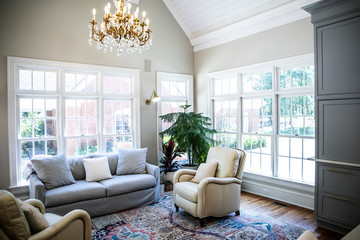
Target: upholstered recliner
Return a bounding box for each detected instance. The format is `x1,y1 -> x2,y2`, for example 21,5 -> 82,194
0,190 -> 91,240
173,147 -> 246,226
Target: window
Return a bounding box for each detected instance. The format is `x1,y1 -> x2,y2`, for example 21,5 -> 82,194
208,54 -> 315,184
156,72 -> 193,157
8,57 -> 140,186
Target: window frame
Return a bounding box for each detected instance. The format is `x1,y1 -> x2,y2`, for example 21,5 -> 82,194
207,53 -> 315,185
8,56 -> 140,187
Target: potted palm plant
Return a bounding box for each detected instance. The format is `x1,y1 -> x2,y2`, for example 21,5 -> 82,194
159,105 -> 217,167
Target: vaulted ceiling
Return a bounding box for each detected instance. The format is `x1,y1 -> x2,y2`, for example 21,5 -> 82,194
162,0 -> 321,52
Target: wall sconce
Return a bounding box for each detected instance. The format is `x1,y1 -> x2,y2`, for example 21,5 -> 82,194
145,90 -> 160,105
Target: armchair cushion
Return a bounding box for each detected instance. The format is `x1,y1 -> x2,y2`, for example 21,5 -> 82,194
174,182 -> 198,202
17,199 -> 49,234
191,162 -> 218,183
0,190 -> 31,240
206,147 -> 240,178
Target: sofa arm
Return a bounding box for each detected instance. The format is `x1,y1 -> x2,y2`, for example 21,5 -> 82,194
173,169 -> 197,185
29,210 -> 91,240
29,174 -> 45,203
25,199 -> 46,214
146,163 -> 160,202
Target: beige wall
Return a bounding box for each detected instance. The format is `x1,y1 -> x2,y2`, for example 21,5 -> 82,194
0,0 -> 193,189
194,18 -> 314,115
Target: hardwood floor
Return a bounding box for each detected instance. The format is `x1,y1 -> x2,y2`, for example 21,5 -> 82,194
240,191 -> 344,240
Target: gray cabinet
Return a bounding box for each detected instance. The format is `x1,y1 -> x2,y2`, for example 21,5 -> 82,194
304,0 -> 360,234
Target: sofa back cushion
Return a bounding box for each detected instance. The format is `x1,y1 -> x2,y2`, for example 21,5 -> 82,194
90,153 -> 118,175
0,190 -> 31,240
206,147 -> 240,178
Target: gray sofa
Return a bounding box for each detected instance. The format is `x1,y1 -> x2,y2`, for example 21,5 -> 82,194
29,153 -> 160,217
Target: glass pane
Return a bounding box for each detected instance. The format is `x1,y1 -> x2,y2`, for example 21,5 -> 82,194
87,75 -> 97,93
161,80 -> 170,97
65,100 -> 76,117
88,119 -> 97,135
77,100 -> 86,117
105,137 -> 114,152
103,76 -> 112,93
263,72 -> 272,90
290,158 -> 302,180
20,119 -> 32,138
170,81 -> 178,96
303,160 -> 315,183
115,136 -> 132,149
46,120 -> 56,137
280,97 -> 291,116
19,69 -> 32,90
88,138 -> 98,154
214,79 -> 221,96
87,101 -> 96,117
305,66 -> 314,87
243,135 -> 251,151
104,101 -> 113,117
47,140 -> 57,155
292,67 -> 304,87
292,116 -> 304,136
278,137 -> 289,156
304,95 -> 314,116
222,78 -> 230,95
243,75 -> 252,93
290,138 -> 302,158
305,117 -> 315,136
66,119 -> 76,136
244,152 -> 251,171
78,119 -> 87,136
114,76 -> 131,94
261,154 -> 272,175
229,77 -> 237,94
76,74 -> 87,92
46,99 -> 57,117
34,120 -> 45,137
262,117 -> 272,134
178,81 -> 186,96
278,156 -> 289,178
33,71 -> 45,91
45,72 -> 57,91
34,141 -> 45,155
252,74 -> 262,91
33,99 -> 45,118
280,117 -> 291,135
78,138 -> 88,155
262,136 -> 271,154
229,117 -> 237,132
218,134 -> 237,148
292,96 -> 303,115
65,73 -> 76,92
20,98 -> 32,118
104,118 -> 114,134
303,138 -> 315,159
263,98 -> 272,116
21,141 -> 33,161
252,153 -> 261,172
251,136 -> 261,153
66,138 -> 77,156
284,69 -> 292,89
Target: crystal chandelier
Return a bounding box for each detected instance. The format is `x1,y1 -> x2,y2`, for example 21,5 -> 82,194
89,0 -> 152,56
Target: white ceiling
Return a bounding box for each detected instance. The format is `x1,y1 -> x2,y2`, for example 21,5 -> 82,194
162,0 -> 321,52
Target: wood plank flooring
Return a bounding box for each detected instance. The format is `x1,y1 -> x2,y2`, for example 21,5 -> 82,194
240,191 -> 344,240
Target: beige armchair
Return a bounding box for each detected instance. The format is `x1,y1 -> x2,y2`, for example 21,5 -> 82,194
173,147 -> 246,226
0,190 -> 91,240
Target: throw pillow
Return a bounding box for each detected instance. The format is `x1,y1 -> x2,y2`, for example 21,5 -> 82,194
0,190 -> 31,240
82,157 -> 112,182
31,154 -> 76,190
190,162 -> 218,183
16,199 -> 50,234
116,148 -> 148,175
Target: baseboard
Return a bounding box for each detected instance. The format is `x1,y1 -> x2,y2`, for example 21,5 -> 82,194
242,172 -> 315,210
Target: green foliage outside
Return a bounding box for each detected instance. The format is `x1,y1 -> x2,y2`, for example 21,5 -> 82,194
159,105 -> 217,166
243,137 -> 267,151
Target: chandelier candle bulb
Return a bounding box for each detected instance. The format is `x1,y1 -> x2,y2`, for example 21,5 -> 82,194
92,8 -> 96,21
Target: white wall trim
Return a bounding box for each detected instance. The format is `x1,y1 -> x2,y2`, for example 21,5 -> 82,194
242,172 -> 315,209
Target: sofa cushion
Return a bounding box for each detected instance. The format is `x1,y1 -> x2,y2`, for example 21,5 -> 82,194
83,157 -> 112,182
206,147 -> 240,178
99,174 -> 156,197
68,156 -> 87,180
31,154 -> 76,190
45,181 -> 106,207
116,148 -> 147,175
90,153 -> 119,175
174,182 -> 198,203
0,190 -> 31,240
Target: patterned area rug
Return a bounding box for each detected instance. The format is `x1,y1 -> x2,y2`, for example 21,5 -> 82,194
91,193 -> 304,240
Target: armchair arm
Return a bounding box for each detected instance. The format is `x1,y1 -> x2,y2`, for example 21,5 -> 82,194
146,163 -> 160,202
173,169 -> 197,185
29,210 -> 91,240
29,174 -> 45,203
24,199 -> 46,214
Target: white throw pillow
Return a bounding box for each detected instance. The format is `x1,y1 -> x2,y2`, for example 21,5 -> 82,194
82,157 -> 112,182
116,148 -> 148,175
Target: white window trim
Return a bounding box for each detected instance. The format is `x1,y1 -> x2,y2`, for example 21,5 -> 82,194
207,53 -> 316,209
156,71 -> 193,160
8,56 -> 140,187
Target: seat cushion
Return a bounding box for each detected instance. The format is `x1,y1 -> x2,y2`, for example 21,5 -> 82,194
45,181 -> 106,207
174,182 -> 198,203
206,147 -> 240,178
43,213 -> 62,226
99,174 -> 156,197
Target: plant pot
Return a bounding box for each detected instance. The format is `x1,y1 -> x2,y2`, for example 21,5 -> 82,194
164,171 -> 176,184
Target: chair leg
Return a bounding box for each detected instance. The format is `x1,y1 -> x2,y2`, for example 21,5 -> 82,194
175,204 -> 179,212
200,218 -> 205,227
235,210 -> 240,216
